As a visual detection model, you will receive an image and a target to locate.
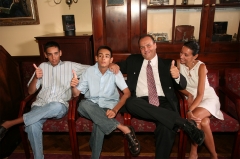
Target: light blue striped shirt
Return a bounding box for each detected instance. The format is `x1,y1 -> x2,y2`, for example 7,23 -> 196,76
28,61 -> 89,108
77,63 -> 128,109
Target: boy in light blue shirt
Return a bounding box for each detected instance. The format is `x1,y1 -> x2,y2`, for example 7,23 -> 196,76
71,45 -> 140,159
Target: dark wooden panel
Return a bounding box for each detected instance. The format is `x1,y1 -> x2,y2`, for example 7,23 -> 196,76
91,0 -> 105,54
130,0 -> 143,53
0,46 -> 23,158
105,3 -> 128,52
91,0 -> 143,54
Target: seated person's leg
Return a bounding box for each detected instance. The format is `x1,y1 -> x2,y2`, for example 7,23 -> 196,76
78,99 -> 140,155
23,102 -> 67,126
155,122 -> 176,158
90,123 -> 105,159
77,99 -> 118,134
125,97 -> 178,130
25,119 -> 46,159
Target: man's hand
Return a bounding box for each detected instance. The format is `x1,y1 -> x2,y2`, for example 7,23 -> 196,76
106,109 -> 117,118
71,70 -> 79,87
170,60 -> 179,79
109,63 -> 119,74
33,64 -> 43,79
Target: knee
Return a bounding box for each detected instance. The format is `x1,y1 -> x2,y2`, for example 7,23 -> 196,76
25,122 -> 42,134
77,100 -> 94,113
200,118 -> 210,127
48,102 -> 63,111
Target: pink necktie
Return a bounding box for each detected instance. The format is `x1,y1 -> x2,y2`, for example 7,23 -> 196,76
147,61 -> 159,107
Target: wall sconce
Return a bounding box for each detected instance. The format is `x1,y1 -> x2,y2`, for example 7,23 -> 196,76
54,0 -> 78,9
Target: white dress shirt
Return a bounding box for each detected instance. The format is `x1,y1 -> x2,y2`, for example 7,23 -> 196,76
136,55 -> 165,97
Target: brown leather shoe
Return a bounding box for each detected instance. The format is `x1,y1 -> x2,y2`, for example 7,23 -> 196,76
125,126 -> 141,156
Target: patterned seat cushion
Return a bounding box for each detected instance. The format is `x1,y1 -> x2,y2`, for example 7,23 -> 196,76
224,68 -> 240,119
210,111 -> 239,132
43,114 -> 69,132
131,118 -> 156,132
225,68 -> 240,97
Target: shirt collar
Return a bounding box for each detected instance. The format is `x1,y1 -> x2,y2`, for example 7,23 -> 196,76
143,54 -> 158,66
47,60 -> 63,67
94,62 -> 112,75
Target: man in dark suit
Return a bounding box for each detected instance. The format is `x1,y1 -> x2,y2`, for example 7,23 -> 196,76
117,34 -> 205,158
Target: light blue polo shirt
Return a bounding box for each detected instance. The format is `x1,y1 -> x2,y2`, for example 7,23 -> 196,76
77,63 -> 128,109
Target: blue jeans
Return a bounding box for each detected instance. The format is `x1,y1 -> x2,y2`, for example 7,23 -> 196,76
23,102 -> 67,159
77,99 -> 120,159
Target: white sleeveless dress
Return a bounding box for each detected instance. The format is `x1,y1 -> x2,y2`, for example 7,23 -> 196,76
179,61 -> 224,120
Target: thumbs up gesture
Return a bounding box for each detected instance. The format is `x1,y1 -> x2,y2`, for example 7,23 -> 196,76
33,63 -> 43,79
71,70 -> 79,87
170,60 -> 179,79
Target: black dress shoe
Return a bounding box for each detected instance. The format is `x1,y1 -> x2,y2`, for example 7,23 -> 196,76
0,125 -> 8,142
182,119 -> 205,145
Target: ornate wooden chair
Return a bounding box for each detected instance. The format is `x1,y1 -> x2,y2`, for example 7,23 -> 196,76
181,69 -> 240,158
18,62 -> 76,159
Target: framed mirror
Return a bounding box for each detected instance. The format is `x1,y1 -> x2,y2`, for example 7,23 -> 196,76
0,0 -> 40,26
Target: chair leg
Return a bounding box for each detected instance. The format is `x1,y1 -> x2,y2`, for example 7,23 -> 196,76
123,113 -> 132,159
178,130 -> 183,159
73,122 -> 80,159
181,133 -> 188,159
232,131 -> 240,159
68,124 -> 76,159
19,125 -> 30,159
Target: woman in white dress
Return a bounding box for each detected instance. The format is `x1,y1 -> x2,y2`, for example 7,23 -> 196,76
177,41 -> 224,159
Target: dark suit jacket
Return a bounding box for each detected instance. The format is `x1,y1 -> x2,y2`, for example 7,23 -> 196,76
117,54 -> 187,112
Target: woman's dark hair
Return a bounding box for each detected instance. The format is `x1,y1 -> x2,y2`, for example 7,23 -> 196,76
138,34 -> 156,45
183,41 -> 200,56
96,45 -> 112,57
44,41 -> 61,52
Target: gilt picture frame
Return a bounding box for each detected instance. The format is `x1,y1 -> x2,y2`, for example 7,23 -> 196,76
0,0 -> 40,26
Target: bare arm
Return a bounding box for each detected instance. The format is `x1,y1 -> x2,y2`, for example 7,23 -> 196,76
188,64 -> 207,112
106,87 -> 131,118
71,70 -> 81,97
28,64 -> 42,95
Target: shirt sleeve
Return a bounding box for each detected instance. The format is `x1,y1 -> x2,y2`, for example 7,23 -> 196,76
174,75 -> 180,84
115,71 -> 128,91
76,68 -> 89,94
72,62 -> 90,78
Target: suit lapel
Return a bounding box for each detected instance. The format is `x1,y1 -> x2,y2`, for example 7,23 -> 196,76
158,57 -> 171,94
